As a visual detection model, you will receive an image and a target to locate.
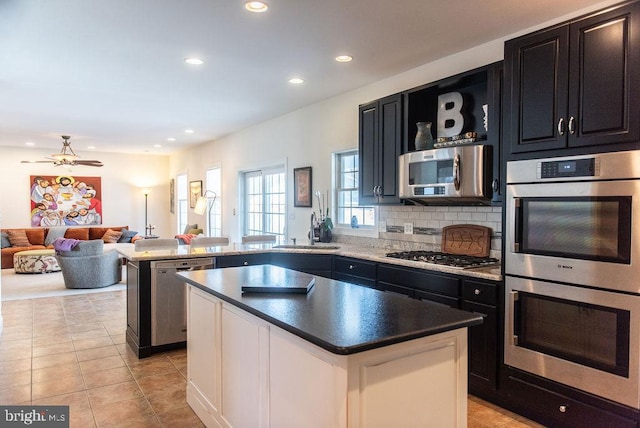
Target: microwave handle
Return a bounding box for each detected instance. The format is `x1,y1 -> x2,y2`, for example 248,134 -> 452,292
513,197 -> 523,253
453,154 -> 460,191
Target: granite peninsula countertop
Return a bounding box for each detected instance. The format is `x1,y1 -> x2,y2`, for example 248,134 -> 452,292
178,265 -> 484,355
116,242 -> 502,281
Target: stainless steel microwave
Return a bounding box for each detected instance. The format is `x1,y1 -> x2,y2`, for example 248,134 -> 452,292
398,145 -> 492,203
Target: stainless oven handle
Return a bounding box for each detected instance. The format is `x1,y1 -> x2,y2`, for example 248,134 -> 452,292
508,290 -> 519,345
513,197 -> 522,253
453,154 -> 460,191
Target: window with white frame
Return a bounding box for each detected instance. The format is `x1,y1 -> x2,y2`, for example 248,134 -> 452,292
205,167 -> 222,237
242,166 -> 286,241
334,150 -> 375,227
176,173 -> 188,234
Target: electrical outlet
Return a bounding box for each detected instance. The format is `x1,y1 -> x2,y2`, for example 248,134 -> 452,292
404,222 -> 413,234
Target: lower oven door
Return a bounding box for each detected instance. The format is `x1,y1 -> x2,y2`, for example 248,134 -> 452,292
505,276 -> 640,409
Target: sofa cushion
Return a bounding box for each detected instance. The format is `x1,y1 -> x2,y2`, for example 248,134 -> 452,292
57,239 -> 104,257
1,232 -> 10,248
188,228 -> 204,235
26,228 -> 45,246
89,226 -> 127,240
183,223 -> 198,234
102,229 -> 122,243
118,229 -> 138,243
44,227 -> 68,246
7,229 -> 31,247
65,228 -> 89,240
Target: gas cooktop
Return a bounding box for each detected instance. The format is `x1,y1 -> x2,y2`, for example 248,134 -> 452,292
385,251 -> 500,269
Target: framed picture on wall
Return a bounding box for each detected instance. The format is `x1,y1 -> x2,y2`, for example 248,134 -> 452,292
189,180 -> 202,208
293,167 -> 312,207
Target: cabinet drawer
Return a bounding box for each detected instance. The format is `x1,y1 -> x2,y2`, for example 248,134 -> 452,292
215,254 -> 270,268
507,375 -> 639,428
333,272 -> 376,289
462,279 -> 497,305
333,257 -> 376,279
271,254 -> 332,277
414,290 -> 459,308
378,264 -> 460,297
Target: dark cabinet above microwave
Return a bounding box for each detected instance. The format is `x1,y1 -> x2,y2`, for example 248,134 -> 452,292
504,1 -> 640,159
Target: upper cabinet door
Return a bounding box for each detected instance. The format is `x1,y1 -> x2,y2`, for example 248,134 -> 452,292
505,27 -> 570,153
358,101 -> 378,204
505,1 -> 640,157
568,3 -> 640,147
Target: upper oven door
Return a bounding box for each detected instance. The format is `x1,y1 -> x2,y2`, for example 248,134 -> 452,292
505,179 -> 640,293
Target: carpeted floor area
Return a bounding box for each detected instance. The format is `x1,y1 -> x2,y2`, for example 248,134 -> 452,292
1,267 -> 126,301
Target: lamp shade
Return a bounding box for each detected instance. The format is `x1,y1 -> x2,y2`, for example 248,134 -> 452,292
193,196 -> 208,215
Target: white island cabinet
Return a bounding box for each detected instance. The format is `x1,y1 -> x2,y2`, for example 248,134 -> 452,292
186,283 -> 470,428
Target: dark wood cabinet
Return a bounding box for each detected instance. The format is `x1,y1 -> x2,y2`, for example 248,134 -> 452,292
358,93 -> 402,205
333,256 -> 377,288
504,1 -> 640,158
271,253 -> 332,278
462,278 -> 500,394
378,264 -> 460,305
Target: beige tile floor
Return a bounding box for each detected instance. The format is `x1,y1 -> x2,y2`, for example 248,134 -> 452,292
1,290 -> 544,427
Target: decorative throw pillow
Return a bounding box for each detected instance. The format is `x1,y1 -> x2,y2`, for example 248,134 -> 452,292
6,229 -> 31,247
188,228 -> 204,235
102,229 -> 123,243
1,232 -> 10,248
44,227 -> 68,246
183,223 -> 198,234
117,230 -> 138,243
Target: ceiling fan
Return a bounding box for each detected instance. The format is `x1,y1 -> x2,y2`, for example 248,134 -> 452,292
21,135 -> 103,167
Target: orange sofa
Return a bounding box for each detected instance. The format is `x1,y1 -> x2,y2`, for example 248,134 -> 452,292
1,226 -> 139,269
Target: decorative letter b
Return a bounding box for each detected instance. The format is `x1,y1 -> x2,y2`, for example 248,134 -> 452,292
437,92 -> 464,138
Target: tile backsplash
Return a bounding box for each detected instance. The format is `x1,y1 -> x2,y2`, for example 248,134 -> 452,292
334,205 -> 503,259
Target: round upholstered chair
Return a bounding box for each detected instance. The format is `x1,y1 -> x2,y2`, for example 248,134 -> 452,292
55,240 -> 121,288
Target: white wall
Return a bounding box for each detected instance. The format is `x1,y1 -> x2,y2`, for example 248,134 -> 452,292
0,147 -> 171,237
169,0 -> 620,244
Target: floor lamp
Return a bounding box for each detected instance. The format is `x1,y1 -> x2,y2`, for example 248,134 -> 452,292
194,190 -> 217,235
142,188 -> 152,236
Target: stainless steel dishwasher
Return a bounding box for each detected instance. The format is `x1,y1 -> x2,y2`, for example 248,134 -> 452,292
150,257 -> 214,346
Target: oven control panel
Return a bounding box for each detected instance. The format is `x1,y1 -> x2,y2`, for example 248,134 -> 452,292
538,157 -> 600,179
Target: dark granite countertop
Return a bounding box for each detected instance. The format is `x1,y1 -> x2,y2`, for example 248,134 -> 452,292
178,265 -> 483,355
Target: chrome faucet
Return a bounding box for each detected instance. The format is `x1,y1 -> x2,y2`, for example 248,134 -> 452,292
310,212 -> 316,245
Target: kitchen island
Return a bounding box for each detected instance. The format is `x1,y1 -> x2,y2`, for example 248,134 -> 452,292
179,265 -> 483,428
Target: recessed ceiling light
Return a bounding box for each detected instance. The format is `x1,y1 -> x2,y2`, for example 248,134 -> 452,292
288,78 -> 304,84
25,141 -> 35,146
153,144 -> 162,148
335,55 -> 353,63
185,58 -> 204,65
245,1 -> 268,13
167,137 -> 176,142
184,129 -> 194,134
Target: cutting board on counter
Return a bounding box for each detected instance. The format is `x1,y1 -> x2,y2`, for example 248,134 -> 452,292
442,225 -> 492,257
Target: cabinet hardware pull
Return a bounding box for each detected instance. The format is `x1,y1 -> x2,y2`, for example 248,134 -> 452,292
491,179 -> 499,192
568,116 -> 576,134
243,261 -> 248,266
349,265 -> 355,270
453,154 -> 461,191
557,118 -> 565,136
559,405 -> 567,413
474,289 -> 481,295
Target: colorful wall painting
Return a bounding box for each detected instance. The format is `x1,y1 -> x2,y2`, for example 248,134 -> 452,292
30,175 -> 103,226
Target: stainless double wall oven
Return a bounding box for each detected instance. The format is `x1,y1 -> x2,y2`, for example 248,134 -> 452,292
504,150 -> 640,409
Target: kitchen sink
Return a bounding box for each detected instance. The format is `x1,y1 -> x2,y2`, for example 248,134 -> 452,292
273,245 -> 340,250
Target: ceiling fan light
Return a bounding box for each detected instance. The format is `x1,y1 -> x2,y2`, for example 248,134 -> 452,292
51,153 -> 78,162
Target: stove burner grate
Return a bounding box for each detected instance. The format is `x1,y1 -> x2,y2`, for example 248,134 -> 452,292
385,251 -> 499,269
